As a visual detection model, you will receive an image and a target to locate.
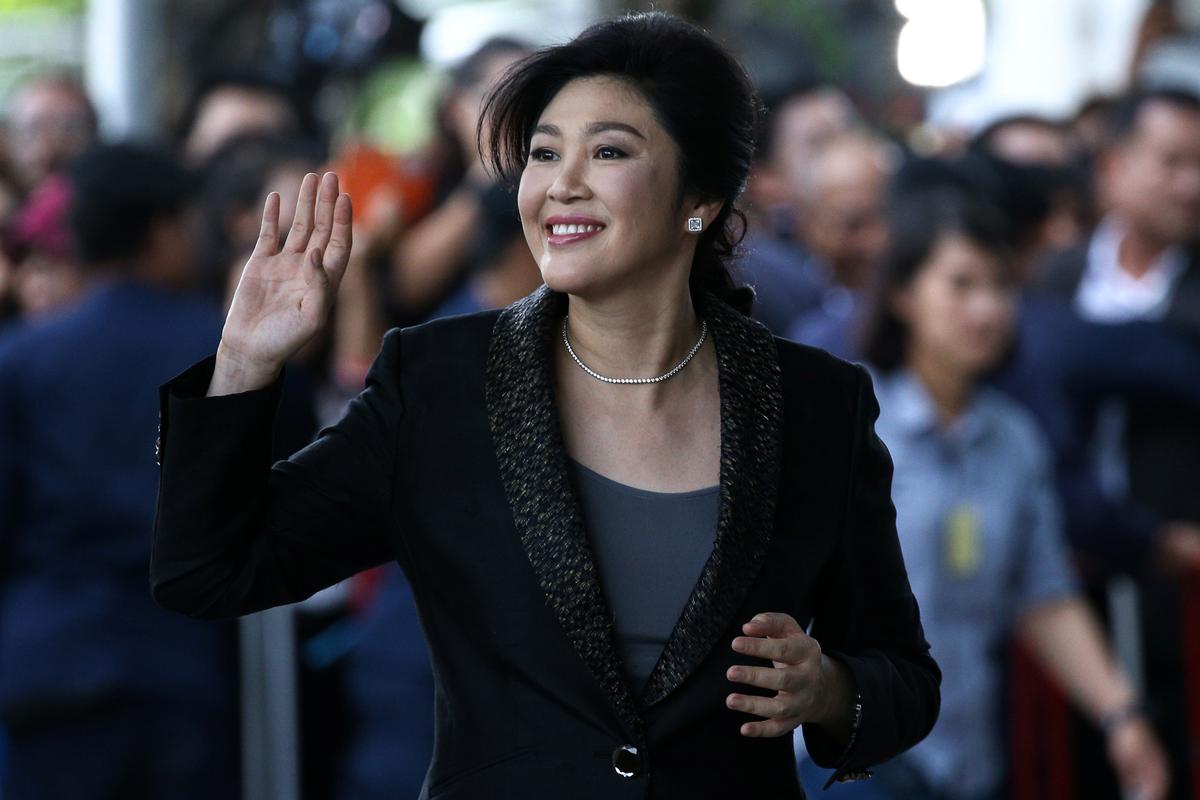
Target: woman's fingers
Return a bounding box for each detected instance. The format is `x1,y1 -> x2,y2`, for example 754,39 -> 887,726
731,634 -> 809,664
742,612 -> 804,637
252,192 -> 281,257
738,716 -> 805,738
308,172 -> 340,253
283,172 -> 320,254
724,611 -> 819,739
726,664 -> 796,692
726,691 -> 791,720
322,192 -> 354,293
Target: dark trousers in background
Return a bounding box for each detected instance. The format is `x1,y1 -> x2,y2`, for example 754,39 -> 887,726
1,698 -> 238,800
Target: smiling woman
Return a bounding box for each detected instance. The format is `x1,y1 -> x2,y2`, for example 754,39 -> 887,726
150,11 -> 940,800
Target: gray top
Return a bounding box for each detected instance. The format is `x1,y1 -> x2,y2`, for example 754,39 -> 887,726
870,368 -> 1078,798
568,459 -> 720,694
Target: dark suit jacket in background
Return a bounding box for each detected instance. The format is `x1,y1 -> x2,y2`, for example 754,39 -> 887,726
0,278 -> 235,724
1037,244 -> 1200,530
151,285 -> 940,799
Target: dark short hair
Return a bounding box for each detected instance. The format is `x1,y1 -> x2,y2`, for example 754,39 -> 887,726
860,168 -> 1015,373
175,71 -> 309,148
480,11 -> 759,314
67,142 -> 195,266
449,37 -> 530,90
1102,86 -> 1200,147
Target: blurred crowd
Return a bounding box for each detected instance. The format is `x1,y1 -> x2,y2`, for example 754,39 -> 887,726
1,5 -> 1200,800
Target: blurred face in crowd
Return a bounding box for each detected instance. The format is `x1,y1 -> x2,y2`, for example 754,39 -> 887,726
7,79 -> 96,192
13,249 -> 85,318
894,234 -> 1017,380
772,88 -> 857,191
1102,99 -> 1200,245
518,76 -> 709,301
184,88 -> 298,164
448,48 -> 527,165
798,134 -> 892,290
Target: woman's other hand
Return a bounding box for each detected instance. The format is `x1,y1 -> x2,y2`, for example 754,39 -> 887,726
211,171 -> 352,395
726,612 -> 855,738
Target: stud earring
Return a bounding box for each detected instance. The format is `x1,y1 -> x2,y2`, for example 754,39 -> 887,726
687,217 -> 703,232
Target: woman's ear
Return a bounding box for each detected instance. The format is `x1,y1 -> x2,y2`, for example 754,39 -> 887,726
684,196 -> 725,233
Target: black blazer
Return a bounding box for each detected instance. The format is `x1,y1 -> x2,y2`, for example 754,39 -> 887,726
151,286 -> 939,799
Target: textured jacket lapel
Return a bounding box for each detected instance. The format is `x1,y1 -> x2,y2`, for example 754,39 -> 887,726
640,291 -> 783,708
484,284 -> 785,732
485,285 -> 644,740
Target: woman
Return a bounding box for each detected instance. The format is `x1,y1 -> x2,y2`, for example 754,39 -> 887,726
853,191 -> 1167,800
151,13 -> 938,798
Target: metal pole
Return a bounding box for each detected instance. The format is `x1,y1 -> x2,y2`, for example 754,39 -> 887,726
83,0 -> 159,138
239,607 -> 301,800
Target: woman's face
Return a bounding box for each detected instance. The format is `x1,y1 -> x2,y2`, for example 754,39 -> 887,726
517,75 -> 704,300
895,233 -> 1017,380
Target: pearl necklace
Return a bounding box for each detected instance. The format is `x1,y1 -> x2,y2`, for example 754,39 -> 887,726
561,316 -> 708,385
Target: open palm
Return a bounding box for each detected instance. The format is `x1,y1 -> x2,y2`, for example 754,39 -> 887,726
220,172 -> 353,373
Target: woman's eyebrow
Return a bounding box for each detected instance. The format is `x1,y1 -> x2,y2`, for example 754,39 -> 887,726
586,121 -> 645,139
531,121 -> 646,139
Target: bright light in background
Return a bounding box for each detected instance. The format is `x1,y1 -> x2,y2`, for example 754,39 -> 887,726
417,0 -> 595,66
896,0 -> 987,88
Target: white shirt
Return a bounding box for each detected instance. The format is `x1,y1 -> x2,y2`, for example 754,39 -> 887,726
1075,215 -> 1187,323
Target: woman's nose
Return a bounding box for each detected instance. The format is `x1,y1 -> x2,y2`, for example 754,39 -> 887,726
547,155 -> 591,203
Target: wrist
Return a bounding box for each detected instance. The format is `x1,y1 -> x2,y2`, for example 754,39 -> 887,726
211,342 -> 282,396
814,654 -> 854,728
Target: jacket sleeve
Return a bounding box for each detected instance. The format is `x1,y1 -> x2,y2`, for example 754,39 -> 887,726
150,329 -> 404,619
802,364 -> 941,785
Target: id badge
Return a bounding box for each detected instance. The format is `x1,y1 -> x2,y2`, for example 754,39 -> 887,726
943,503 -> 982,578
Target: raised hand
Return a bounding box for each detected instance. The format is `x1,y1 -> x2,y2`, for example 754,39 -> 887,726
726,612 -> 854,739
210,172 -> 352,396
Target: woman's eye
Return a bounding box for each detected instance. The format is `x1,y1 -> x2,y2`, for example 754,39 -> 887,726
595,146 -> 625,160
529,148 -> 557,162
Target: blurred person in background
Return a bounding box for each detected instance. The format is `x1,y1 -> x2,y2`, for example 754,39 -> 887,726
1035,85 -> 1200,799
1073,95 -> 1122,159
0,142 -> 237,799
3,73 -> 97,197
178,73 -> 307,166
424,179 -> 540,319
0,159 -> 19,325
747,82 -> 859,240
1,174 -> 86,320
801,191 -> 1168,800
737,82 -> 860,337
970,114 -> 1093,263
972,114 -> 1080,168
783,131 -> 896,357
373,37 -> 529,324
0,240 -> 16,326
